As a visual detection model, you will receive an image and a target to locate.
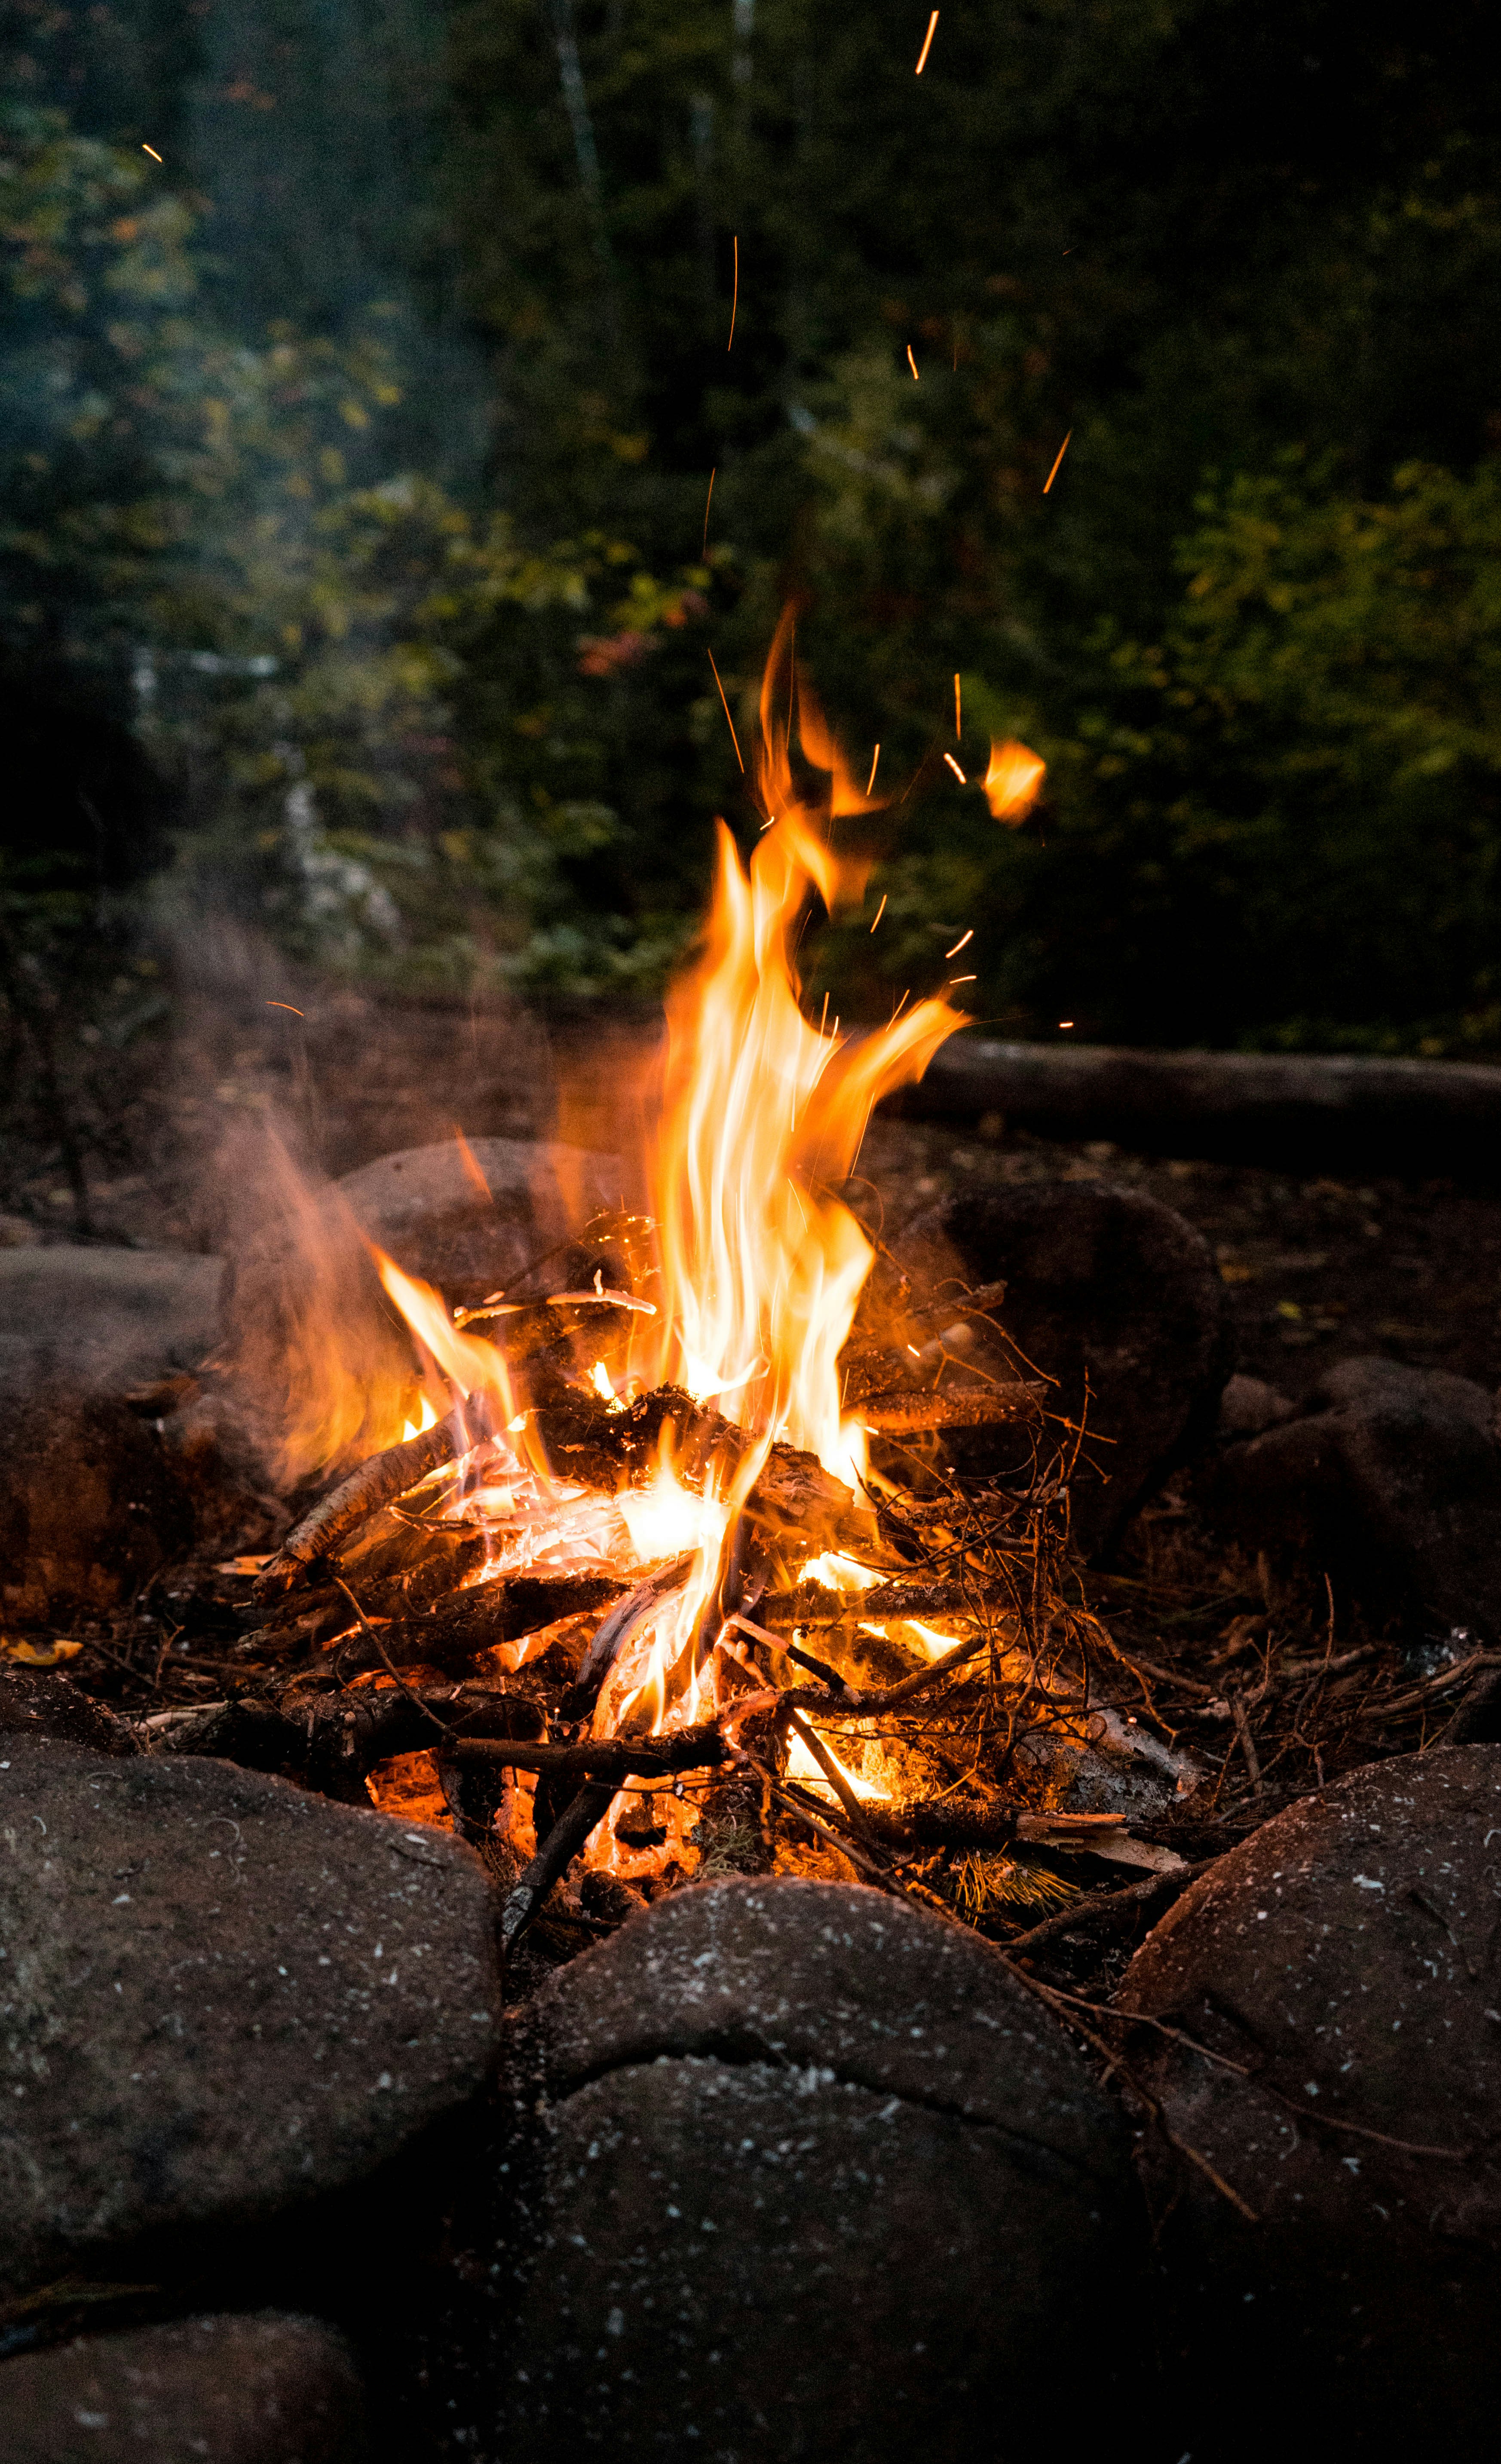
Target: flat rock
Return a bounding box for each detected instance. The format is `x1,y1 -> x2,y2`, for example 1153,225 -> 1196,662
1205,1355 -> 1501,1640
903,1181 -> 1229,1555
1115,1744 -> 1501,2457
490,1879 -> 1144,2461
0,1247 -> 221,1407
0,2312 -> 368,2464
0,1738 -> 502,2299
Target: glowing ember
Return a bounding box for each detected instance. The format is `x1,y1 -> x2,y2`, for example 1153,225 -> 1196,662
982,737 -> 1046,823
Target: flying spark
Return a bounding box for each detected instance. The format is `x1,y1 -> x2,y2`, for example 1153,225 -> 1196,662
944,928 -> 972,958
1059,1019 -> 1075,1029
907,344 -> 920,381
728,236 -> 738,351
866,743 -> 881,794
1043,429 -> 1073,494
954,673 -> 962,736
942,752 -> 966,782
266,1001 -> 304,1016
706,648 -> 745,772
870,892 -> 888,933
915,9 -> 939,73
702,466 -> 715,555
141,143 -> 162,162
950,974 -> 976,985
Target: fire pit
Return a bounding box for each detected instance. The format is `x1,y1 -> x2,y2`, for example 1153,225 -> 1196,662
213,629 -> 1164,1972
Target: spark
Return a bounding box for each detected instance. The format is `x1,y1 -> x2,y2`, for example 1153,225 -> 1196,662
266,1000 -> 303,1016
141,143 -> 162,162
942,752 -> 966,782
915,9 -> 939,73
949,973 -> 977,984
907,344 -> 920,381
954,672 -> 962,736
819,991 -> 830,1036
728,235 -> 738,351
1059,1019 -> 1075,1029
702,466 -> 715,556
866,742 -> 881,795
944,928 -> 972,958
892,989 -> 911,1020
1043,429 -> 1073,494
706,648 -> 745,771
870,892 -> 888,933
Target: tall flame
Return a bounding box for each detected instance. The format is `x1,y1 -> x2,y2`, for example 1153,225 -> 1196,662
649,611 -> 962,1490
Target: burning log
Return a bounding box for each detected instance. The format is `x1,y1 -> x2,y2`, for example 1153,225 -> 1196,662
254,1396 -> 500,1599
854,1381 -> 1044,1432
500,1782 -> 618,1952
558,1551 -> 699,1718
446,1722 -> 730,1785
758,1576 -> 1011,1626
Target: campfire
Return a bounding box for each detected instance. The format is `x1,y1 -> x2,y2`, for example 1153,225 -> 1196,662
239,622 -> 1166,1960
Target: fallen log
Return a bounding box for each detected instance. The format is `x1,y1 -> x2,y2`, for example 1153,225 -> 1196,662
896,1036 -> 1501,1181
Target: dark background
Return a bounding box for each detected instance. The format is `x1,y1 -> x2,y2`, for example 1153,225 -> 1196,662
4,0 -> 1501,1057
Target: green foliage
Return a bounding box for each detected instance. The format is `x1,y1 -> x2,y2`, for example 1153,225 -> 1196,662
9,5 -> 1501,1043
963,455 -> 1501,1052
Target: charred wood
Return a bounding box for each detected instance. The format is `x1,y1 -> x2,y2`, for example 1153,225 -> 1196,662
447,1722 -> 730,1785
253,1397 -> 501,1598
500,1781 -> 619,1953
147,1680 -> 545,1796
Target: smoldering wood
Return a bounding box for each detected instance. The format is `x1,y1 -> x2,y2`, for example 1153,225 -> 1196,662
303,1571 -> 629,1680
854,1381 -> 1044,1432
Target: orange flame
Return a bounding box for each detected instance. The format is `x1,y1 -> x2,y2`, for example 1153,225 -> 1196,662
649,610 -> 962,1492
982,737 -> 1045,823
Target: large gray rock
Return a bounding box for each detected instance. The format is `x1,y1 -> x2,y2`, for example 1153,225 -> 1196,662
0,1247 -> 221,1408
0,1738 -> 502,2299
1115,1745 -> 1501,2458
1205,1355 -> 1501,1640
0,2312 -> 368,2464
336,1136 -> 627,1296
904,1181 -> 1230,1555
492,1879 -> 1144,2462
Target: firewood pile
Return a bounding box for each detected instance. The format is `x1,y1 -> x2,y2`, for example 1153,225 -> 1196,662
145,1211 -> 1190,1971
